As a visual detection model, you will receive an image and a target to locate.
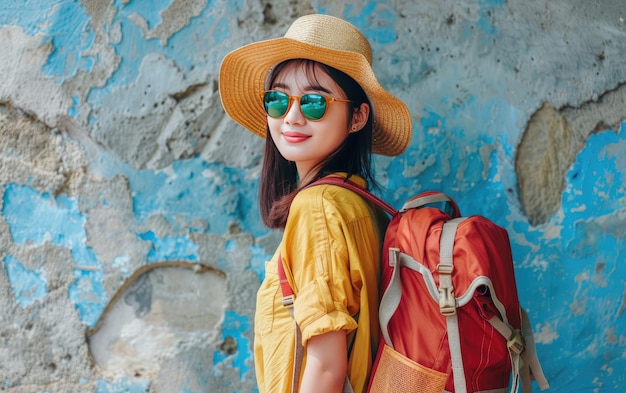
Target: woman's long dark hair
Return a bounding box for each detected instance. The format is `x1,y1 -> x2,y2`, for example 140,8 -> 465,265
259,59 -> 376,229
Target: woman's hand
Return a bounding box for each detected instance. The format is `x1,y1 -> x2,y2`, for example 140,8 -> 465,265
299,330 -> 348,393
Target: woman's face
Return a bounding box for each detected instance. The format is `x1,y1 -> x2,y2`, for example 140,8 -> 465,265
266,61 -> 354,180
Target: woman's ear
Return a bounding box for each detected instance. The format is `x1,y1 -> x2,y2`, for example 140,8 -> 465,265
350,102 -> 371,133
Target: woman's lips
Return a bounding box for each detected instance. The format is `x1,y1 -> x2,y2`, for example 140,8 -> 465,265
282,131 -> 310,143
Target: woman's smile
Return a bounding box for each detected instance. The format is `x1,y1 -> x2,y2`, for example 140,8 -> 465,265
282,131 -> 311,143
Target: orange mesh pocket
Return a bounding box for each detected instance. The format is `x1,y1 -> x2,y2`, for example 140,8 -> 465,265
369,344 -> 448,393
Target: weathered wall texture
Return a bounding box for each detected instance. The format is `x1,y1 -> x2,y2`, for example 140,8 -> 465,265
0,1 -> 624,392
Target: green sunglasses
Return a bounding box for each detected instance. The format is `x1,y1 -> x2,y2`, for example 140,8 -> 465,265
262,90 -> 352,121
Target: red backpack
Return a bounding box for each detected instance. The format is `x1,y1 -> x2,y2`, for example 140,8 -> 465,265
309,177 -> 549,393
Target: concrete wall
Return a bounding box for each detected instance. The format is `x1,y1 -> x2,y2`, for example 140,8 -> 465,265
0,1 -> 624,392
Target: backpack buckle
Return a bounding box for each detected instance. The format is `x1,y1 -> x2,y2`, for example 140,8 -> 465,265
507,329 -> 525,354
437,263 -> 456,315
438,287 -> 456,316
437,264 -> 453,274
282,295 -> 294,308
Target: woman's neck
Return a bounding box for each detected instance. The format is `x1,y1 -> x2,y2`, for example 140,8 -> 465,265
297,170 -> 316,187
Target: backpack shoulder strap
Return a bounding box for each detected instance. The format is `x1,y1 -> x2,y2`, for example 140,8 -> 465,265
308,176 -> 398,216
401,192 -> 461,217
311,176 -> 463,219
440,218 -> 469,393
277,254 -> 294,308
519,308 -> 550,391
486,310 -> 550,392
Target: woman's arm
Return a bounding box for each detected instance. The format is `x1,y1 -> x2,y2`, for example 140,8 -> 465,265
299,330 -> 348,393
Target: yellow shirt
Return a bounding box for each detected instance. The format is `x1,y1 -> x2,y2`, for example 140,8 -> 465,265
254,175 -> 383,393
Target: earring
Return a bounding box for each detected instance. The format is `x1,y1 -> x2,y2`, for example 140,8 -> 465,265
351,125 -> 358,132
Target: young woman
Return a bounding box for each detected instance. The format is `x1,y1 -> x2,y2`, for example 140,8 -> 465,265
219,14 -> 412,393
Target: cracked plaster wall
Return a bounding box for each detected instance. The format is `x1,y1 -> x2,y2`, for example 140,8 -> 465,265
0,0 -> 624,392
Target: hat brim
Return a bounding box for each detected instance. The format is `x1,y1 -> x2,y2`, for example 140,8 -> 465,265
219,37 -> 412,156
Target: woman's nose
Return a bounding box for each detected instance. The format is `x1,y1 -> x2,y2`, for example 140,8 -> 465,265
283,97 -> 306,124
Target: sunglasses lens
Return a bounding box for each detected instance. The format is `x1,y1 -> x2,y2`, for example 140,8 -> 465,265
300,94 -> 327,120
263,91 -> 289,118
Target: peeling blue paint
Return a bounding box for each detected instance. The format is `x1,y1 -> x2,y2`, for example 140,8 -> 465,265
2,184 -> 100,269
42,1 -> 94,80
379,105 -> 507,220
96,153 -> 265,237
68,95 -> 80,117
122,0 -> 171,30
213,310 -> 253,381
138,230 -> 199,262
72,243 -> 101,268
68,268 -> 107,328
225,239 -> 236,252
2,183 -> 106,325
92,15 -> 160,91
3,255 -> 47,307
343,2 -> 398,45
2,186 -> 103,271
3,184 -> 86,247
88,1 -> 232,105
0,1 -> 94,81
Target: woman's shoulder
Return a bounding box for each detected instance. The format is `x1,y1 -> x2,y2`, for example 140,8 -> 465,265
292,175 -> 372,217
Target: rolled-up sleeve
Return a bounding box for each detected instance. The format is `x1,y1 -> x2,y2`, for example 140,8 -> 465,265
281,182 -> 378,345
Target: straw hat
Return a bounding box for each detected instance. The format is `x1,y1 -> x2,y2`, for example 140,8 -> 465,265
219,14 -> 412,157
